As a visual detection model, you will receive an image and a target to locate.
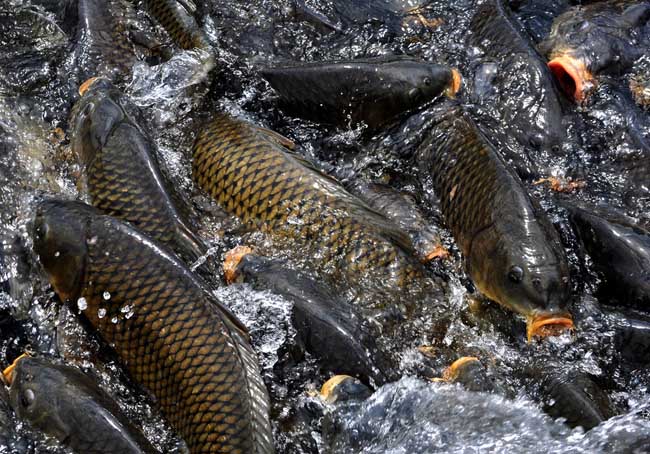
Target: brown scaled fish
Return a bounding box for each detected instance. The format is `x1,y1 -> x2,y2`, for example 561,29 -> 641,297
143,0 -> 211,50
416,104 -> 573,341
70,77 -> 207,264
32,200 -> 274,454
260,57 -> 461,129
192,114 -> 425,293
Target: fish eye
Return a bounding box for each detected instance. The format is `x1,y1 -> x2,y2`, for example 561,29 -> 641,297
423,77 -> 432,86
21,389 -> 35,408
508,266 -> 524,283
551,144 -> 560,153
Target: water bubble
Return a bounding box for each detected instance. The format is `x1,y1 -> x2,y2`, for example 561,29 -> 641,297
87,236 -> 98,245
103,291 -> 111,300
76,297 -> 87,311
54,251 -> 60,257
97,308 -> 107,318
111,316 -> 118,324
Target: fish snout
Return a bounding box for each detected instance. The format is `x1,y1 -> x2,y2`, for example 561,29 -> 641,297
548,54 -> 595,103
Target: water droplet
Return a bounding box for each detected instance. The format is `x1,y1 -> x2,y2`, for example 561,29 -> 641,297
76,297 -> 87,311
103,291 -> 111,300
54,251 -> 60,257
98,308 -> 107,318
120,305 -> 132,313
111,316 -> 118,324
87,236 -> 98,245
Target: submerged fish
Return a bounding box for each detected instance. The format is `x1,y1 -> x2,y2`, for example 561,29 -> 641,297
610,311 -> 650,365
232,253 -> 398,384
143,0 -> 210,50
32,200 -> 274,454
192,114 -> 424,292
567,204 -> 650,310
5,356 -> 156,454
416,104 -> 572,340
470,0 -> 566,159
260,57 -> 460,129
537,367 -> 616,430
540,1 -> 650,102
70,78 -> 207,263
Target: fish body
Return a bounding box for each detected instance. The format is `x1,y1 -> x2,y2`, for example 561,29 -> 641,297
260,57 -> 458,129
73,0 -> 137,83
568,204 -> 650,310
143,0 -> 210,50
70,79 -> 207,263
32,200 -> 274,454
417,105 -> 571,336
470,0 -> 565,159
8,356 -> 156,454
192,114 -> 423,292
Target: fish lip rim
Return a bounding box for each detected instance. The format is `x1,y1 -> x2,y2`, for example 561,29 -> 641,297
526,314 -> 574,342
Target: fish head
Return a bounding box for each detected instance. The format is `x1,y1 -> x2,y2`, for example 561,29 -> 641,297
70,77 -> 125,167
7,357 -> 71,441
32,200 -> 90,302
394,62 -> 460,106
541,4 -> 649,102
469,225 -> 572,340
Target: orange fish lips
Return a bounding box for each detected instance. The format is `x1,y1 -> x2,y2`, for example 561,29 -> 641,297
526,313 -> 574,342
548,55 -> 595,103
223,245 -> 253,284
2,352 -> 30,386
445,68 -> 463,98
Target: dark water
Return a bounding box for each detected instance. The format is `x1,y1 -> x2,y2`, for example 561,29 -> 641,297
0,0 -> 649,452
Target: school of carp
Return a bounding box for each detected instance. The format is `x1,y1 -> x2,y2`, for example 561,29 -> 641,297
0,0 -> 649,452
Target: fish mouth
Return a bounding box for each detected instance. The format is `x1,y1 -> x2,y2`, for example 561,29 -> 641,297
547,55 -> 595,103
223,245 -> 253,284
526,314 -> 574,342
2,353 -> 30,386
442,356 -> 480,381
320,375 -> 354,403
78,77 -> 106,96
445,69 -> 462,98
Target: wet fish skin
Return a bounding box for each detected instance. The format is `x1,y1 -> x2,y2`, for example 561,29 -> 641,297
260,57 -> 457,129
469,0 -> 565,159
32,200 -> 274,454
74,0 -> 137,84
8,356 -> 156,454
611,312 -> 650,365
235,254 -> 398,385
537,367 -> 616,430
143,0 -> 210,50
416,104 -> 571,325
70,78 -> 207,264
192,113 -> 423,291
567,204 -> 650,310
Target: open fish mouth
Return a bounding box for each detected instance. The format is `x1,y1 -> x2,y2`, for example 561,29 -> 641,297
547,54 -> 595,103
527,314 -> 574,342
445,69 -> 463,98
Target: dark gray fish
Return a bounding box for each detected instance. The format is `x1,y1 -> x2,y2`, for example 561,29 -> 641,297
470,0 -> 566,160
537,367 -> 617,430
611,312 -> 650,365
567,204 -> 650,310
70,78 -> 208,264
234,253 -> 398,385
73,0 -> 137,84
6,356 -> 157,454
540,1 -> 650,102
260,57 -> 460,129
416,104 -> 572,340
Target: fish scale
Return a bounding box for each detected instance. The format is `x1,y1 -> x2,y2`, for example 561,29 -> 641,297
192,114 -> 422,288
71,82 -> 207,263
144,0 -> 210,50
33,201 -> 274,454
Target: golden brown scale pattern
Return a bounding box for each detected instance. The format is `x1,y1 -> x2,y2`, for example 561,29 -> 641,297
418,107 -> 522,252
192,114 -> 422,286
71,83 -> 206,262
77,213 -> 274,454
144,0 -> 210,49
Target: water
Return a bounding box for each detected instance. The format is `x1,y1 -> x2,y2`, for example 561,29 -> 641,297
0,0 -> 649,452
